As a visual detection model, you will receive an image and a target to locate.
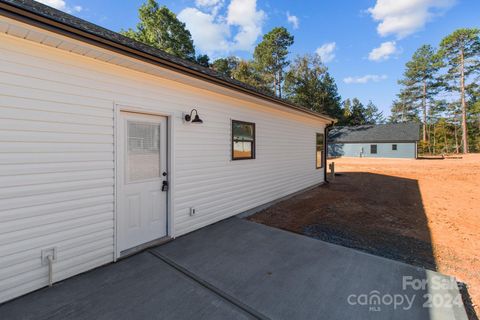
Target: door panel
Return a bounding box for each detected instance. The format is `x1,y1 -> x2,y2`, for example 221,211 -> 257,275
127,195 -> 141,228
151,190 -> 162,221
117,112 -> 168,253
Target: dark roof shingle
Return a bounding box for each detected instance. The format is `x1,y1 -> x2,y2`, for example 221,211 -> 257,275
0,0 -> 335,122
328,123 -> 420,143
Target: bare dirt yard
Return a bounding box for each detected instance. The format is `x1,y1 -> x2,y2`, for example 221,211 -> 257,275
249,154 -> 480,318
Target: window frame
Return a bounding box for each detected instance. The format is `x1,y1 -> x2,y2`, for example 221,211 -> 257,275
231,120 -> 256,161
316,132 -> 325,169
370,144 -> 378,154
392,144 -> 397,151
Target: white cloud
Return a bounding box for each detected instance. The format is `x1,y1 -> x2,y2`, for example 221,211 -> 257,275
179,0 -> 265,55
36,0 -> 83,14
343,74 -> 388,84
368,41 -> 397,61
195,0 -> 224,16
36,0 -> 67,10
226,0 -> 266,51
368,0 -> 456,38
178,8 -> 230,54
286,12 -> 299,29
315,42 -> 336,63
195,0 -> 222,6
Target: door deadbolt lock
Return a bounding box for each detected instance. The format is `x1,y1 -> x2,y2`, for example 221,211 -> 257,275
162,180 -> 168,192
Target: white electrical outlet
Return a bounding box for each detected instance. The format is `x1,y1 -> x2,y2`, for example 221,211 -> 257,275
189,207 -> 196,216
41,247 -> 57,266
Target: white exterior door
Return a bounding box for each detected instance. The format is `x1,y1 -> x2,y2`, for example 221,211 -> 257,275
117,112 -> 168,253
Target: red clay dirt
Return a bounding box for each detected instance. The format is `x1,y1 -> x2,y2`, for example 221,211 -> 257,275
249,155 -> 480,317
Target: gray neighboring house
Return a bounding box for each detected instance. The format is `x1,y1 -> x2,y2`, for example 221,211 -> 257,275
328,123 -> 420,159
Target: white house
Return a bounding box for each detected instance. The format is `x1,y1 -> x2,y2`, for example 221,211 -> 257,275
0,0 -> 335,303
328,123 -> 420,159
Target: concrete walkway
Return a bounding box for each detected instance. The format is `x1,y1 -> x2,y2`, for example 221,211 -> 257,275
0,218 -> 467,320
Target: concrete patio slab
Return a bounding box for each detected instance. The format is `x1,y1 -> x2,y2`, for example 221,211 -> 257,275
0,252 -> 253,320
0,217 -> 467,320
152,218 -> 467,320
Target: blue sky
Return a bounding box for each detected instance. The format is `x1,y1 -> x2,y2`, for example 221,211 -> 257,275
39,0 -> 479,116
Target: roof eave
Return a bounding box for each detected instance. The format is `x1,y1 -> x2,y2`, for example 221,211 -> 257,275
0,0 -> 336,123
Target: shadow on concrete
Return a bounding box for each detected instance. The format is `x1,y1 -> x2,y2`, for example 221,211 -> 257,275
306,172 -> 476,320
154,217 -> 468,320
249,171 -> 474,319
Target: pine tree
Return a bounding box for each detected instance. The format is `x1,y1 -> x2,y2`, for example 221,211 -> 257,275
389,89 -> 419,123
231,60 -> 271,93
283,54 -> 342,118
343,99 -> 352,121
439,28 -> 480,153
196,54 -> 210,67
427,100 -> 448,154
398,45 -> 442,141
212,57 -> 240,78
467,83 -> 480,151
122,0 -> 196,61
348,98 -> 368,125
254,27 -> 294,97
320,72 -> 343,120
365,101 -> 386,124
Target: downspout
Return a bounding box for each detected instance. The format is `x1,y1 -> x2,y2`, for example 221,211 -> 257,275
324,121 -> 335,183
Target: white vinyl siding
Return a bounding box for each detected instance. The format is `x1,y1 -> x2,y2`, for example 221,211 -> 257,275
173,115 -> 324,235
0,22 -> 326,303
0,32 -> 115,302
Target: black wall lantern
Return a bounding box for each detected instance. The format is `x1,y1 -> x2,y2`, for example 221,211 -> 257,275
184,109 -> 203,124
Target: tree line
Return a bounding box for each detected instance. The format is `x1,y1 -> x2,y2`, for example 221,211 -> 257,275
122,0 -> 380,127
123,1 -> 479,155
390,29 -> 480,154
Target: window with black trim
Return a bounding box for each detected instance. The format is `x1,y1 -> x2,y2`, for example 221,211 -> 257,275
316,133 -> 324,169
232,120 -> 255,160
371,144 -> 377,154
392,144 -> 397,151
